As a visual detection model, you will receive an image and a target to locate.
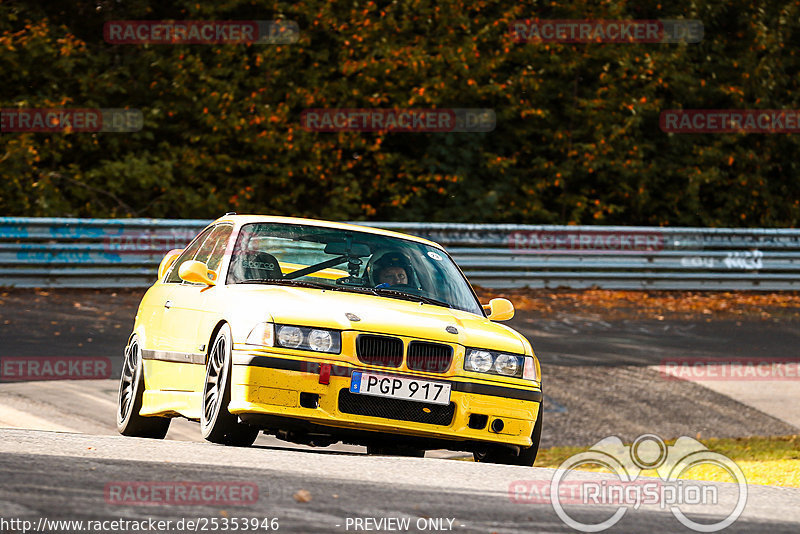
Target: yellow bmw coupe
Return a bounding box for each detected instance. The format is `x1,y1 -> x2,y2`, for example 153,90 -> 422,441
117,214 -> 543,465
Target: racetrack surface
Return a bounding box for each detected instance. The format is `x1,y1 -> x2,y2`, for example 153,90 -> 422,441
1,289 -> 800,532
1,429 -> 800,534
1,289 -> 797,448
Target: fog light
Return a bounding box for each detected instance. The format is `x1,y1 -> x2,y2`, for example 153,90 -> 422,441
300,392 -> 319,409
468,414 -> 488,430
491,419 -> 505,433
277,326 -> 303,348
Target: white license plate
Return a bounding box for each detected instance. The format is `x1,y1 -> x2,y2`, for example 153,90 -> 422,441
349,371 -> 451,405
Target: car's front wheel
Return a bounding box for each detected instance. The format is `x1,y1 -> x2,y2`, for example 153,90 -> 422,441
117,335 -> 171,438
201,324 -> 259,447
473,403 -> 542,466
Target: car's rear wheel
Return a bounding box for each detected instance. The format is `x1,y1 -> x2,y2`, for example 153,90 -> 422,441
117,335 -> 171,438
473,403 -> 542,466
201,324 -> 259,447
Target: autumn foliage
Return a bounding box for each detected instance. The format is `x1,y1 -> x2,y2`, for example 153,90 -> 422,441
476,288 -> 800,321
1,0 -> 799,226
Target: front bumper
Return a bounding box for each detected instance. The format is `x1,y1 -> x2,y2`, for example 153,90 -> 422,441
229,351 -> 542,448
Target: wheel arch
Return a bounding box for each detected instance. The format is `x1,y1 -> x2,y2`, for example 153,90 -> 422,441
205,320 -> 231,364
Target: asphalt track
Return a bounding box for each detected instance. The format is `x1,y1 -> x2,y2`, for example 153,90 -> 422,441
1,429 -> 800,534
5,290 -> 800,367
2,289 -> 798,447
2,289 -> 800,532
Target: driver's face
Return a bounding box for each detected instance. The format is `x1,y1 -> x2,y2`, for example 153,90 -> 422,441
377,266 -> 407,285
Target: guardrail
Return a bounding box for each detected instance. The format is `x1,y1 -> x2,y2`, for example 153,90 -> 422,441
1,218 -> 798,290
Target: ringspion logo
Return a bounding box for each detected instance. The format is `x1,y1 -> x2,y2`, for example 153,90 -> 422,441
300,109 -> 495,133
103,21 -> 299,45
511,434 -> 747,532
0,109 -> 142,133
510,19 -> 703,43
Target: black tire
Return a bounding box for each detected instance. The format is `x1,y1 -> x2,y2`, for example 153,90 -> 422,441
473,402 -> 542,466
366,444 -> 425,457
116,335 -> 171,438
201,324 -> 259,447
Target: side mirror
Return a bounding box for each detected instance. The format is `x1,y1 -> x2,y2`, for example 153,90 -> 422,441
483,298 -> 514,321
157,249 -> 183,280
178,260 -> 217,286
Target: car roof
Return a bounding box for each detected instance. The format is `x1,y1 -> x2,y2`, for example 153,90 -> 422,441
210,214 -> 444,250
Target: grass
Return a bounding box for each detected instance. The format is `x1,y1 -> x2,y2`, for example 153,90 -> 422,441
534,435 -> 800,488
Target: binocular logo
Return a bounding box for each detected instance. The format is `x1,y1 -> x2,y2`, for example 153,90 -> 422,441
551,434 -> 747,532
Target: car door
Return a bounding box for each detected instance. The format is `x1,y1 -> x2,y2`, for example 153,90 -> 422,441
141,225 -> 215,403
142,226 -> 215,354
163,223 -> 233,393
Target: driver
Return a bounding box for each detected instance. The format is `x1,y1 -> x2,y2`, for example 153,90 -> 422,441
371,252 -> 414,288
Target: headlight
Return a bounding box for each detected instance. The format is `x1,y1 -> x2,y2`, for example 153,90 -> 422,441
494,354 -> 519,376
273,324 -> 341,354
464,348 -> 528,379
465,350 -> 493,373
307,329 -> 333,352
277,325 -> 303,348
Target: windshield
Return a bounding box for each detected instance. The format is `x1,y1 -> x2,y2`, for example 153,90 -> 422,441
227,222 -> 483,315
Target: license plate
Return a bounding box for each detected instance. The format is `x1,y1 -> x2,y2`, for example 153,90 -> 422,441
349,371 -> 451,405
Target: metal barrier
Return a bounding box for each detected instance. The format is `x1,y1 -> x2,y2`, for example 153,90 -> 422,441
0,217 -> 208,288
1,218 -> 799,290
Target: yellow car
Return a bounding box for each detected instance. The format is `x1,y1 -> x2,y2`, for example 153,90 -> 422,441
117,214 -> 543,465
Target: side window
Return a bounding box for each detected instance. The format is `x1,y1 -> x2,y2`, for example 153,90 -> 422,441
165,226 -> 215,283
195,224 -> 233,272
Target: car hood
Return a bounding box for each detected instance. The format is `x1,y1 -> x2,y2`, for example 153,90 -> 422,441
227,285 -> 527,354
